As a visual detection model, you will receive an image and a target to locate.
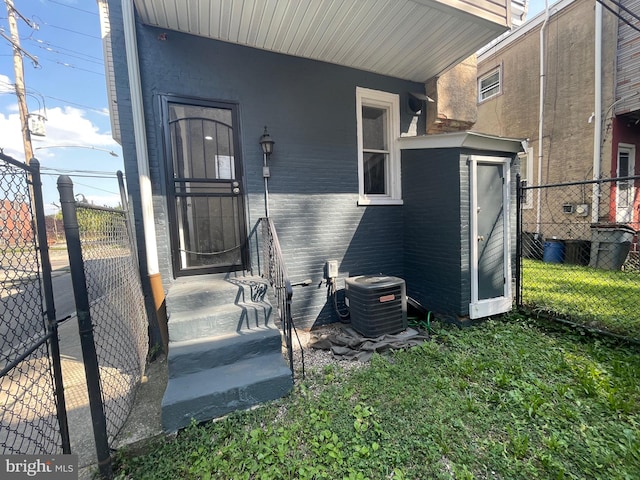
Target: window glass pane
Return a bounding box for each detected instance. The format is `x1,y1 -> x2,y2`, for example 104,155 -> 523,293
362,106 -> 387,151
363,152 -> 387,194
480,70 -> 500,100
619,151 -> 630,178
170,104 -> 236,180
176,195 -> 241,269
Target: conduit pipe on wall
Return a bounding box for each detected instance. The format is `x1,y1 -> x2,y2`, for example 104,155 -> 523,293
122,0 -> 167,349
535,0 -> 549,235
591,2 -> 603,224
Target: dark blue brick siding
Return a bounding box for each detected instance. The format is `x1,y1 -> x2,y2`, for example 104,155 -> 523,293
108,4 -> 423,329
401,149 -> 465,319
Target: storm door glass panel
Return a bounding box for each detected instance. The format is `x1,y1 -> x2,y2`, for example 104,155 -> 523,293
362,106 -> 388,195
175,196 -> 242,268
477,163 -> 505,300
168,102 -> 245,273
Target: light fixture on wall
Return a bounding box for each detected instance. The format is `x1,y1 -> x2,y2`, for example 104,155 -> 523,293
408,92 -> 435,115
259,126 -> 275,217
259,126 -> 275,155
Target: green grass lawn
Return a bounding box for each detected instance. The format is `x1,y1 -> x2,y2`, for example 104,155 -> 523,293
114,317 -> 640,479
522,259 -> 640,339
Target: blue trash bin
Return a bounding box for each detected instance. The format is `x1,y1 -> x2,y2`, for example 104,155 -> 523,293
543,240 -> 565,263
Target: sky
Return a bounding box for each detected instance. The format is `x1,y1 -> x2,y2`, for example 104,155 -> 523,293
0,0 -> 558,215
0,0 -> 122,214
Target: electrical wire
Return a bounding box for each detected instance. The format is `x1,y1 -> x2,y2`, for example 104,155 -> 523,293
39,22 -> 101,40
37,57 -> 104,76
602,0 -> 640,23
27,38 -> 103,61
595,0 -> 640,34
44,0 -> 99,16
328,278 -> 350,322
30,43 -> 104,66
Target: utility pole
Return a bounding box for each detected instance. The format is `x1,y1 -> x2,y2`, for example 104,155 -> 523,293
5,0 -> 34,165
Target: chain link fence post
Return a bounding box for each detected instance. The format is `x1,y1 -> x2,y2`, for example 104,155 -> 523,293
31,159 -> 71,454
57,175 -> 112,479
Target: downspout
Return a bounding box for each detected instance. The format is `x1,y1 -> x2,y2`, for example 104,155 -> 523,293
591,2 -> 603,224
536,1 -> 549,234
122,0 -> 168,350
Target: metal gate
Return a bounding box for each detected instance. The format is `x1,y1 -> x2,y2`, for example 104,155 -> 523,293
0,152 -> 70,454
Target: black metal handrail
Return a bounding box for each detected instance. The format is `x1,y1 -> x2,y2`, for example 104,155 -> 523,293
260,217 -> 296,377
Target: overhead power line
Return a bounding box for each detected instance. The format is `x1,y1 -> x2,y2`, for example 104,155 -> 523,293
45,0 -> 99,16
38,56 -> 104,75
596,0 -> 640,34
40,22 -> 101,40
28,38 -> 103,61
603,0 -> 640,23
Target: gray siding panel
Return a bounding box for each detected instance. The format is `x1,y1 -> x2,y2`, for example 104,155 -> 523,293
616,0 -> 640,114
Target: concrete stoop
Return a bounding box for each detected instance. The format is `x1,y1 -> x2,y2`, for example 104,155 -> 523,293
161,274 -> 293,432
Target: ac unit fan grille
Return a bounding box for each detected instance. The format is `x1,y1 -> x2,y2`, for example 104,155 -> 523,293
345,276 -> 407,337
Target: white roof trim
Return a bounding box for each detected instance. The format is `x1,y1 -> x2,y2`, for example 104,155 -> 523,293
398,131 -> 524,153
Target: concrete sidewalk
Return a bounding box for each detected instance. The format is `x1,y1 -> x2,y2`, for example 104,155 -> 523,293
50,247 -> 167,479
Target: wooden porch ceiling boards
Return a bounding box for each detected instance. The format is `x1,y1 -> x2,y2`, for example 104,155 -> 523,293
132,0 -> 510,82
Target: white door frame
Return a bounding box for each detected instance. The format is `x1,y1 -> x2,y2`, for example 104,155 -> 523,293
469,155 -> 512,319
616,143 -> 636,224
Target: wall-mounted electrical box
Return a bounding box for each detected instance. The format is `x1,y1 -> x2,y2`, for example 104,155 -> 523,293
325,260 -> 339,279
562,203 -> 575,214
575,204 -> 589,217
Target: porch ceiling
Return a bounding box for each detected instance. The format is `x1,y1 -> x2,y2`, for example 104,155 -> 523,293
133,0 -> 510,82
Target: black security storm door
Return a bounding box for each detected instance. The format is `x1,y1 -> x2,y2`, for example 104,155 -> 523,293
163,98 -> 247,276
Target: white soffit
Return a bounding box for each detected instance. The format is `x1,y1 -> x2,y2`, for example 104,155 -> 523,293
132,0 -> 509,82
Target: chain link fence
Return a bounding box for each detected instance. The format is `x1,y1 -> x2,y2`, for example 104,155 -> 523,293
57,174 -> 149,478
0,155 -> 68,455
75,202 -> 148,442
518,176 -> 640,339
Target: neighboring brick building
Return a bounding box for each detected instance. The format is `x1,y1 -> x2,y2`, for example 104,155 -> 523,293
0,199 -> 33,248
475,0 -> 640,238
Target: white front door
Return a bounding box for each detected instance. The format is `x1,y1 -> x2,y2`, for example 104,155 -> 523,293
469,156 -> 512,319
616,144 -> 636,224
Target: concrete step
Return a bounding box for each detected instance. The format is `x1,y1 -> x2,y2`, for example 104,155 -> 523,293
161,352 -> 293,432
167,326 -> 283,378
166,275 -> 269,315
167,301 -> 273,342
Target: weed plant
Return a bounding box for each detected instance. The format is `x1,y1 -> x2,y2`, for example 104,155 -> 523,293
114,316 -> 640,479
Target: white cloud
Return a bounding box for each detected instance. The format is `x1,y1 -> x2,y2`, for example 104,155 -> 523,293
0,74 -> 13,94
0,105 -> 117,160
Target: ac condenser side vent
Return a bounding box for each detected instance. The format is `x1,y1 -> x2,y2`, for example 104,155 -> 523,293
344,275 -> 407,337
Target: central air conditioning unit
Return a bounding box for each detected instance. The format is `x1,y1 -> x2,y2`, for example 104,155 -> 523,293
344,275 -> 407,337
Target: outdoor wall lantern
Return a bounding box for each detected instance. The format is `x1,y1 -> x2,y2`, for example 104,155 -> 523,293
259,126 -> 275,217
259,126 -> 275,156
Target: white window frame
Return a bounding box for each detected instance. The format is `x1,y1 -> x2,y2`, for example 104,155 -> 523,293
478,67 -> 501,103
356,87 -> 402,206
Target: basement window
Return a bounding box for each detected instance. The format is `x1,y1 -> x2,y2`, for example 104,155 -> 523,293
478,67 -> 501,102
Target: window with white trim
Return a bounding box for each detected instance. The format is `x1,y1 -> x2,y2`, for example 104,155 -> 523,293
478,67 -> 501,102
356,87 -> 401,205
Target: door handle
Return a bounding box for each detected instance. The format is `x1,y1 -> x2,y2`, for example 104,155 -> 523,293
478,235 -> 485,242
